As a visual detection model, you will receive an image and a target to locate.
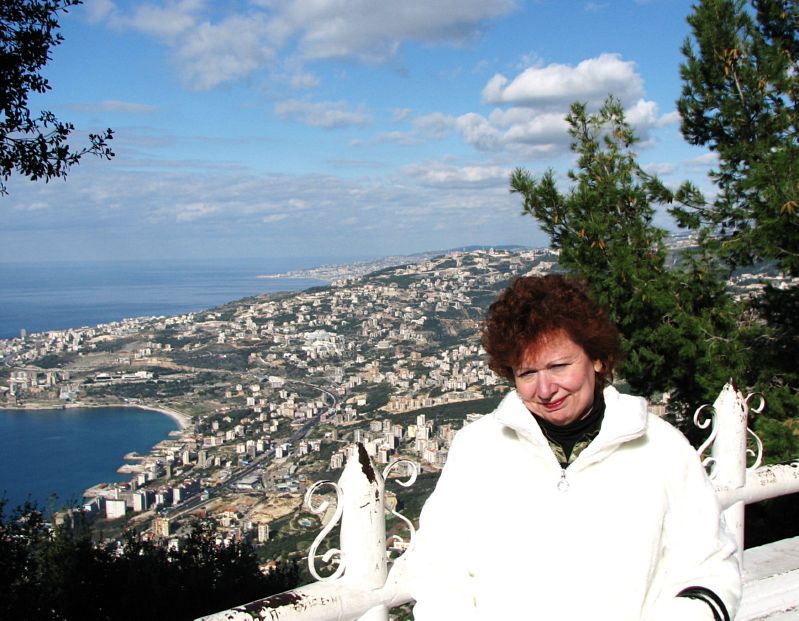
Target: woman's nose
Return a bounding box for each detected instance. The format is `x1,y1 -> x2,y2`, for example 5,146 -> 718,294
536,371 -> 556,399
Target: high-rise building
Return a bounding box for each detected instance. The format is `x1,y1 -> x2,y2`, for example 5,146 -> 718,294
153,517 -> 171,538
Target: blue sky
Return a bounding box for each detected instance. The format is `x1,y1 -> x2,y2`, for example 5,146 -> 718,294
2,0 -> 716,263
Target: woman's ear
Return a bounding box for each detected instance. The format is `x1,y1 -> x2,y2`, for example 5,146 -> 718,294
593,359 -> 604,373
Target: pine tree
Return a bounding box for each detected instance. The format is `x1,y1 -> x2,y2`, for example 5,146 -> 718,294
511,97 -> 746,423
677,0 -> 799,430
677,0 -> 798,275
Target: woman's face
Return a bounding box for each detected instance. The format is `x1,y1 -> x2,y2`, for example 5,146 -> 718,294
513,331 -> 602,426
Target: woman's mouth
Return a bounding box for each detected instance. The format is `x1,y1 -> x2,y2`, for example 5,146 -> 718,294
542,397 -> 567,410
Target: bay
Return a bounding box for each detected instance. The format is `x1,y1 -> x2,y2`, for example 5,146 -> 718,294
0,256 -> 339,339
0,406 -> 179,513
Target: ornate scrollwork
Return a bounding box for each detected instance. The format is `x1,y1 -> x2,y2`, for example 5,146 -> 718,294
303,480 -> 345,581
745,427 -> 764,471
693,385 -> 768,476
382,460 -> 419,556
694,403 -> 719,476
744,392 -> 766,471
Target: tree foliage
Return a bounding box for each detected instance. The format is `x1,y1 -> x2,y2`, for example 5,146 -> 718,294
1,0 -> 114,196
510,97 -> 748,421
677,0 -> 798,276
677,0 -> 799,431
0,501 -> 299,620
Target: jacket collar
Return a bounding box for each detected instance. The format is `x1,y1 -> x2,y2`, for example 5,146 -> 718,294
494,386 -> 649,455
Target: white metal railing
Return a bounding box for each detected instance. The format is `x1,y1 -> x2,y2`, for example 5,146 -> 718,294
199,381 -> 799,621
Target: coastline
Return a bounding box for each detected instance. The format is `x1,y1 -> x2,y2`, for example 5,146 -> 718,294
0,402 -> 189,510
0,401 -> 191,430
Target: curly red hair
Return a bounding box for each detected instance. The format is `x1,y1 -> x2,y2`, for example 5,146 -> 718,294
481,274 -> 620,384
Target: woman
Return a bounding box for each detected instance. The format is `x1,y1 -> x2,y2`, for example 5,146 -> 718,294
408,275 -> 740,621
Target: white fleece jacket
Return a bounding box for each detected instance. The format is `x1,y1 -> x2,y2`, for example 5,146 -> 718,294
408,386 -> 741,621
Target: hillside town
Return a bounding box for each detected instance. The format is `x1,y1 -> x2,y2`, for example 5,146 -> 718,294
0,248 -> 558,557
1,245 -> 795,566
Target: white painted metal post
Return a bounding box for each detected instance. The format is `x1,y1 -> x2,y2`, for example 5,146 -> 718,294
338,444 -> 388,621
708,382 -> 749,566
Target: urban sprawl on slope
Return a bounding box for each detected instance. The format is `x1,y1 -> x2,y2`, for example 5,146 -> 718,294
1,246 -> 792,568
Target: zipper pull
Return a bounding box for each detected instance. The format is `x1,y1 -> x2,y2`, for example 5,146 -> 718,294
557,469 -> 569,492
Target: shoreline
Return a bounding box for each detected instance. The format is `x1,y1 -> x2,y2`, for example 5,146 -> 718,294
0,401 -> 191,430
0,401 -> 192,510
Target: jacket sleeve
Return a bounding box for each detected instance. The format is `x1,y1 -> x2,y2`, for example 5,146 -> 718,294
646,418 -> 742,621
405,428 -> 481,620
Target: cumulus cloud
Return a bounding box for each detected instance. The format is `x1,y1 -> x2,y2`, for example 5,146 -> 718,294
275,100 -> 373,128
85,0 -> 518,90
175,15 -> 276,89
624,98 -> 659,127
271,0 -> 518,62
656,110 -> 681,127
482,53 -> 644,108
396,54 -> 678,157
129,0 -> 204,41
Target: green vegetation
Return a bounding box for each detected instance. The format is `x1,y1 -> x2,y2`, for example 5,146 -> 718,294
0,501 -> 299,620
676,0 -> 799,443
388,395 -> 503,427
511,88 -> 798,458
34,353 -> 78,368
0,0 -> 114,195
678,0 -> 798,277
511,97 -> 743,421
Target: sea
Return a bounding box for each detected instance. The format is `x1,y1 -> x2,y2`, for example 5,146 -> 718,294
0,406 -> 179,512
0,257 -> 336,340
0,256 -> 346,513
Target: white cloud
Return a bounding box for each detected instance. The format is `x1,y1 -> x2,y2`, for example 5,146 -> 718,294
490,108 -> 569,144
129,0 -> 204,41
289,70 -> 320,89
263,213 -> 289,223
273,0 -> 519,62
2,157 -> 545,260
656,110 -> 681,127
403,162 -> 509,188
275,100 -> 373,128
685,152 -> 718,171
482,53 -> 644,108
83,0 -> 118,23
624,98 -> 659,127
175,15 -> 276,89
12,201 -> 51,211
69,100 -> 157,114
88,0 -> 519,91
453,113 -> 504,151
172,201 -> 220,222
643,163 -> 676,176
393,108 -> 412,122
